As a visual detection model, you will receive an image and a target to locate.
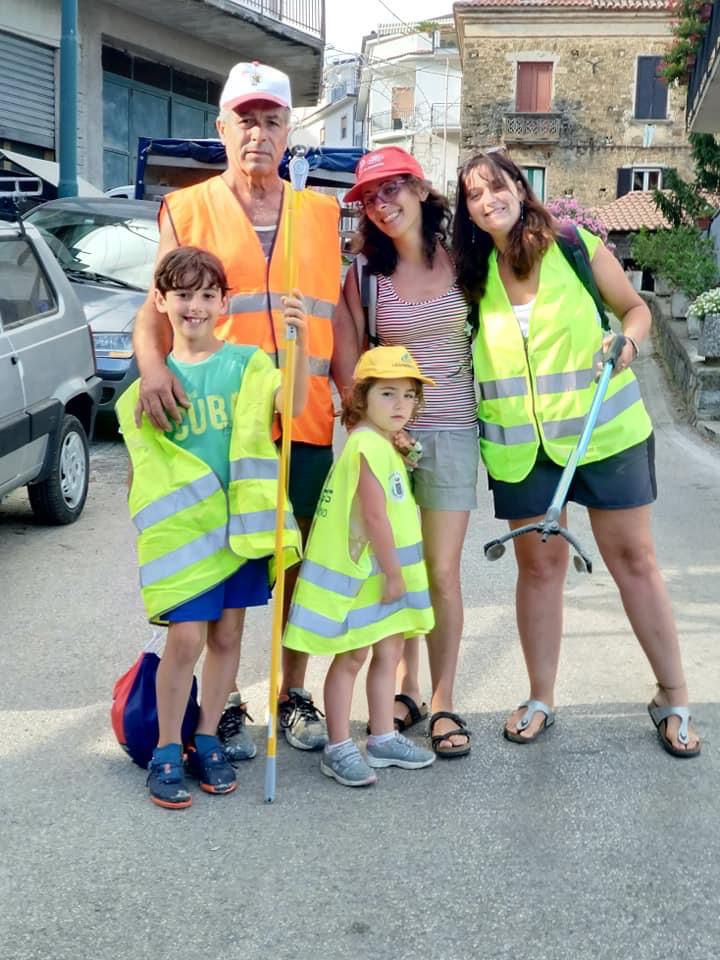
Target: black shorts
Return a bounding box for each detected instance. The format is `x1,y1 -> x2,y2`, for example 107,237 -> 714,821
489,434 -> 657,520
287,442 -> 333,519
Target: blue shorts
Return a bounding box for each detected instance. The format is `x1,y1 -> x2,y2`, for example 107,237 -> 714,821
163,559 -> 271,623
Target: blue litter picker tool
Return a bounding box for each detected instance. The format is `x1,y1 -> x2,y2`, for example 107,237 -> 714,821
483,335 -> 627,574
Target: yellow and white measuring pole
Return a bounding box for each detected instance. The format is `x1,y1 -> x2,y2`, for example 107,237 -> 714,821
265,146 -> 309,803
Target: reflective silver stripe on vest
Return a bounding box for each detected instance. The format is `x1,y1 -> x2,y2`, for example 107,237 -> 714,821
288,588 -> 432,639
542,379 -> 642,440
227,293 -> 268,314
229,457 -> 279,483
227,292 -> 336,320
132,473 -> 222,533
298,542 -> 425,598
139,524 -> 228,588
478,420 -> 536,445
478,376 -> 527,401
229,510 -> 298,536
535,352 -> 604,395
276,349 -> 331,377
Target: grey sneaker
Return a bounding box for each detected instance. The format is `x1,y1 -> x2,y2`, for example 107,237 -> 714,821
217,693 -> 257,761
279,688 -> 328,751
320,741 -> 378,787
366,732 -> 436,769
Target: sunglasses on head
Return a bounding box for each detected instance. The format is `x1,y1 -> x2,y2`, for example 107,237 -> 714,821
361,177 -> 408,209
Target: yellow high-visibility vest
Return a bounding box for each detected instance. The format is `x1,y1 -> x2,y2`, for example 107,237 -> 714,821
116,350 -> 301,620
473,236 -> 652,482
284,428 -> 434,655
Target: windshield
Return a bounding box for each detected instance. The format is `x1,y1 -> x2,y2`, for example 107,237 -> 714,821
26,206 -> 159,289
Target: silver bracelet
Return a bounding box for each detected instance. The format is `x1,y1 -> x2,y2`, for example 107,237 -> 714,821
625,335 -> 640,360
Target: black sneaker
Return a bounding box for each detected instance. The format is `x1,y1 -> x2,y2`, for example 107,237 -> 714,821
278,687 -> 328,751
185,738 -> 237,795
147,749 -> 192,809
217,693 -> 257,761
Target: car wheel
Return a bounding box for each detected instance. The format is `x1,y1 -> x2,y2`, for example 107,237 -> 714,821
28,414 -> 90,524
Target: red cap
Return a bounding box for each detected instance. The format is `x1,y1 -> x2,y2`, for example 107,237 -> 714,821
344,147 -> 426,204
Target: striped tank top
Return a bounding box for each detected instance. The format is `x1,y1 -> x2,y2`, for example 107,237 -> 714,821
375,273 -> 476,430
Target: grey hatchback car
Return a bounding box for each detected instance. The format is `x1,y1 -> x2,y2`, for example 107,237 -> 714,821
0,181 -> 101,524
25,196 -> 159,415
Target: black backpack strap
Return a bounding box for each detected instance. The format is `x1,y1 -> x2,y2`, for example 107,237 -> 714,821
354,254 -> 379,346
555,223 -> 611,332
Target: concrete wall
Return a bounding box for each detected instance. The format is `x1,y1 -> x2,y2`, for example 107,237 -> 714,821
458,14 -> 694,207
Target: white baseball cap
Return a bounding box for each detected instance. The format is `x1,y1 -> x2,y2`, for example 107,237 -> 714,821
219,61 -> 293,112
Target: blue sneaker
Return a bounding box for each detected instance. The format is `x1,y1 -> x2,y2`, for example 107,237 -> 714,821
320,741 -> 378,787
185,737 -> 237,795
147,746 -> 192,809
366,732 -> 435,770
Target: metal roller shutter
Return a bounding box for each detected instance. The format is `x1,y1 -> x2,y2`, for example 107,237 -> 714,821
0,31 -> 55,149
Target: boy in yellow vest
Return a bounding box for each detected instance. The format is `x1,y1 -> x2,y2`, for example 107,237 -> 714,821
120,246 -> 307,808
284,346 -> 436,786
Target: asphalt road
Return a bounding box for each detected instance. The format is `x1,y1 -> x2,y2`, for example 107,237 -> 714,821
2,343 -> 718,960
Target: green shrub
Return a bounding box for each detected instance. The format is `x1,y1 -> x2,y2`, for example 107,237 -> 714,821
631,226 -> 719,299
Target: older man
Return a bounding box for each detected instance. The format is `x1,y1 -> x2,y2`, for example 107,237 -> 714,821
133,62 -> 353,754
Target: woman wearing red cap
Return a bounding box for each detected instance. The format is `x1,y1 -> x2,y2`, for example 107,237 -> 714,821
340,146 -> 478,758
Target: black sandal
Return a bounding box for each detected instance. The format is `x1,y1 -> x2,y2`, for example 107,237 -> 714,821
428,711 -> 471,759
366,693 -> 429,736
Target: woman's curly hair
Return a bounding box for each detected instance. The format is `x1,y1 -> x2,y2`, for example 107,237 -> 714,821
350,177 -> 452,275
452,152 -> 556,303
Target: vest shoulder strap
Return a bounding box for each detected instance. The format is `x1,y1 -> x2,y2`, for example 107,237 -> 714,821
555,223 -> 611,332
353,254 -> 379,346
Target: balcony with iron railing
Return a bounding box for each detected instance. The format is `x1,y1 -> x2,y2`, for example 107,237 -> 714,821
687,1 -> 720,132
370,103 -> 460,138
229,0 -> 324,38
108,0 -> 325,103
502,112 -> 563,144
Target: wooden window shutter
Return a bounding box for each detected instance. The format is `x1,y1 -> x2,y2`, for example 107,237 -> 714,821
635,56 -> 667,119
516,62 -> 553,112
617,168 -> 633,197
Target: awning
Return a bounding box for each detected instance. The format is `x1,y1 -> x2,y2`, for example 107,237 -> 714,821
0,149 -> 104,197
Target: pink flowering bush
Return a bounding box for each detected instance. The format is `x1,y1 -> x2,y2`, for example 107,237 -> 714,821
546,196 -> 610,245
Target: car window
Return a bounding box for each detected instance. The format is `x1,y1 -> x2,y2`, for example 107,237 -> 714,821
26,208 -> 158,290
0,237 -> 56,329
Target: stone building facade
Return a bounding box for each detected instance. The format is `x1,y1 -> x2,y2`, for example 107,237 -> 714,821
454,0 -> 694,207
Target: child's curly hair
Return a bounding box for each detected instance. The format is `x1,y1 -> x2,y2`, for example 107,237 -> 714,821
341,377 -> 425,430
154,246 -> 229,295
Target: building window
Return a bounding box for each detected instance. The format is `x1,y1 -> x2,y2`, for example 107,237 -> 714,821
340,114 -> 348,140
617,167 -> 663,196
523,166 -> 546,201
391,86 -> 414,129
635,57 -> 667,120
319,126 -> 326,145
516,62 -> 553,113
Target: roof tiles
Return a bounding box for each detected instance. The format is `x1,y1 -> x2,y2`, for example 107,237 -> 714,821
456,0 -> 672,10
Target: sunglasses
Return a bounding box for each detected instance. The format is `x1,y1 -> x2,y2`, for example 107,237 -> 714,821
361,177 -> 408,209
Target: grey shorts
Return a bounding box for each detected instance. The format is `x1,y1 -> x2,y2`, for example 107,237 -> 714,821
409,427 -> 479,512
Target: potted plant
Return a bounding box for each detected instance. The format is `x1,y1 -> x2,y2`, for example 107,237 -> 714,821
688,287 -> 720,354
631,226 -> 720,328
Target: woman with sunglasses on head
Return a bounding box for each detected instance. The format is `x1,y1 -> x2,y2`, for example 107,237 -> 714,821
452,150 -> 699,757
339,147 -> 478,759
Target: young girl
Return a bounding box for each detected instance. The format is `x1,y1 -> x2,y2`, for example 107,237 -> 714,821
284,346 -> 437,786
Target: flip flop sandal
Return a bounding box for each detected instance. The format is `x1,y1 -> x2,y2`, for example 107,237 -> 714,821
503,699 -> 555,744
366,693 -> 429,736
647,701 -> 700,758
428,710 -> 471,759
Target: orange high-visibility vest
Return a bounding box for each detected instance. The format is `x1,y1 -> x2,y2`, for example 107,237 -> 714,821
163,175 -> 340,446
